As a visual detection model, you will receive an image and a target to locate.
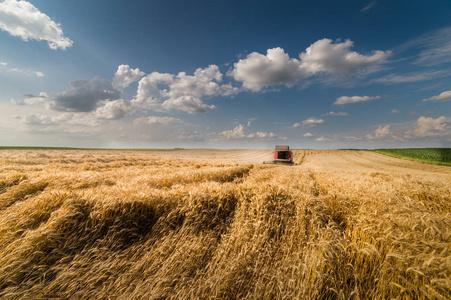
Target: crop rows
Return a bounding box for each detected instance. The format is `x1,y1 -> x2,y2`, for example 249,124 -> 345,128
376,148 -> 451,165
0,150 -> 450,299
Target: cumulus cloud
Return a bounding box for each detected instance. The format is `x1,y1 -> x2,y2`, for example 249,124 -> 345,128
0,0 -> 73,50
322,116 -> 449,142
405,116 -> 449,139
162,96 -> 215,114
133,116 -> 184,126
255,131 -> 276,138
422,90 -> 451,102
94,100 -> 129,120
132,65 -> 226,113
299,39 -> 390,74
169,65 -> 223,99
300,117 -> 327,127
132,72 -> 174,110
218,124 -> 278,140
48,77 -> 121,112
19,113 -> 101,130
391,109 -> 400,114
366,125 -> 392,140
20,113 -> 73,126
219,83 -> 240,96
323,111 -> 349,116
303,132 -> 314,137
315,136 -> 333,142
334,95 -> 381,105
229,39 -> 390,91
345,136 -> 362,141
113,65 -> 145,89
24,92 -> 47,105
229,47 -> 307,92
219,124 -> 247,139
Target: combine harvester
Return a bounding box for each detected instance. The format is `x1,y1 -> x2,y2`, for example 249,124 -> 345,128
263,145 -> 294,165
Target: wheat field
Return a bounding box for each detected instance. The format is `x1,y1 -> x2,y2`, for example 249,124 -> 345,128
0,149 -> 450,299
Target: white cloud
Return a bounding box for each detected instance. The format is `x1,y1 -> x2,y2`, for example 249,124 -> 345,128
133,116 -> 184,126
411,27 -> 451,66
315,136 -> 332,142
366,125 -> 392,140
300,117 -> 326,127
255,131 -> 275,138
229,47 -> 307,92
218,124 -> 278,140
113,65 -> 145,89
323,111 -> 349,116
391,109 -> 400,114
374,70 -> 450,84
20,113 -> 73,126
0,0 -> 73,50
9,67 -> 44,77
17,112 -> 101,132
303,132 -> 314,137
219,124 -> 247,139
394,27 -> 451,66
361,1 -> 376,12
132,65 -> 226,113
293,123 -> 301,128
94,100 -> 129,120
345,136 -> 362,141
422,90 -> 451,102
312,116 -> 449,143
0,60 -> 45,77
334,95 -> 381,105
24,92 -> 47,105
229,39 -> 390,91
132,72 -> 174,110
220,83 -> 240,96
299,39 -> 390,74
169,65 -> 223,99
405,116 -> 449,139
162,96 -> 215,114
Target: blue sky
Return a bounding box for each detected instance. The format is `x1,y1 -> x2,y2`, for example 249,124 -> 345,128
0,0 -> 450,149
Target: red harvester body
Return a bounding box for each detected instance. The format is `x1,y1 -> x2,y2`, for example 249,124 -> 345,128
263,145 -> 294,165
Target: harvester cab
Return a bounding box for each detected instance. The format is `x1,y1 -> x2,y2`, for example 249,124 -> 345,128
263,145 -> 294,165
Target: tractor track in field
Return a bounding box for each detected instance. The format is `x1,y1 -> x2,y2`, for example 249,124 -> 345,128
154,149 -> 450,179
1,149 -> 450,299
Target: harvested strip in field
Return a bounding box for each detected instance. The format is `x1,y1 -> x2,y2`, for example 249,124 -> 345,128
0,150 -> 449,299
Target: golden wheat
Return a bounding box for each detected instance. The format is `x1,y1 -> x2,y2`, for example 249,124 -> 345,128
0,149 -> 450,299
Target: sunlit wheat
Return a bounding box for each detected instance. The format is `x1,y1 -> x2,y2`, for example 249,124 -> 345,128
0,149 -> 449,299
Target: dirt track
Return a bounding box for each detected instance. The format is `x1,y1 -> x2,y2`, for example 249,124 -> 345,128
298,150 -> 451,177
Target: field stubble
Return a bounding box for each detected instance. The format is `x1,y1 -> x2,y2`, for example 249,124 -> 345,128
0,149 -> 450,299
